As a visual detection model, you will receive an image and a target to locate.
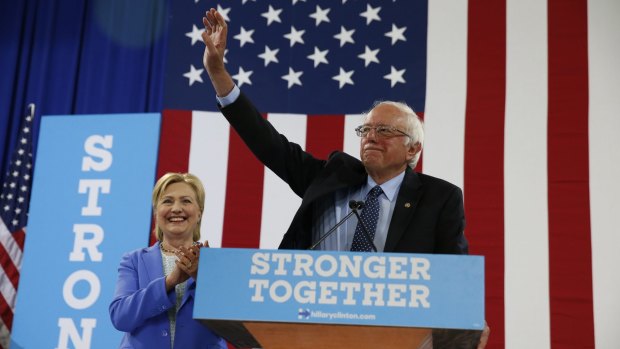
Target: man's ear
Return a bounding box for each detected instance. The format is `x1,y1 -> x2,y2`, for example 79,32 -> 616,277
407,142 -> 421,159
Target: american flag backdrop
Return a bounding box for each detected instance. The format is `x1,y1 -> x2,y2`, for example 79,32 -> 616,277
0,105 -> 34,348
160,1 -> 620,348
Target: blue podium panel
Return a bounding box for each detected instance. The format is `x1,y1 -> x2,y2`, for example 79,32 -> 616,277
195,248 -> 485,330
11,114 -> 160,349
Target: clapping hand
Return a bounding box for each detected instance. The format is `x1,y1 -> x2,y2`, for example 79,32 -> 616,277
165,241 -> 208,291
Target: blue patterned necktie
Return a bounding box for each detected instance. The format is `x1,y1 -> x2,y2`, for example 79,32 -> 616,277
350,185 -> 383,252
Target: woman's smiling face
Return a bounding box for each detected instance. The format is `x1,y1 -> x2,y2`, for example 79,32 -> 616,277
155,182 -> 201,240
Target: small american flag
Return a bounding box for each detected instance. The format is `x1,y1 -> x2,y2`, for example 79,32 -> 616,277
0,104 -> 35,349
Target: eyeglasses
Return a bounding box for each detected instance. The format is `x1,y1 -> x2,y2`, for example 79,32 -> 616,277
355,125 -> 412,139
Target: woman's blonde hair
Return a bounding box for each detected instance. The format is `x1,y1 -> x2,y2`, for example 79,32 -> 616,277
152,173 -> 205,242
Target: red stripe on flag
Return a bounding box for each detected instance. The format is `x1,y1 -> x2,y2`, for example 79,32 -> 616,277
157,110 -> 192,177
547,0 -> 595,347
0,242 -> 19,289
0,292 -> 12,331
464,1 -> 506,347
220,115 -> 266,248
12,229 -> 24,250
306,115 -> 345,158
152,110 -> 193,245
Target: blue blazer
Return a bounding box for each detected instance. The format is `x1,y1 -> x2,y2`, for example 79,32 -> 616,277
109,242 -> 226,349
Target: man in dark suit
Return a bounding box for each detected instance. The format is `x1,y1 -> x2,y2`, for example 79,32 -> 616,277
200,9 -> 468,256
201,9 -> 487,347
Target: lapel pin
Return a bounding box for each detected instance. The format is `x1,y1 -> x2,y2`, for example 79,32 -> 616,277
404,202 -> 412,208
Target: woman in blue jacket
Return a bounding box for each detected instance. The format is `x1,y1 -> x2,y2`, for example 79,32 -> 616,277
109,173 -> 226,349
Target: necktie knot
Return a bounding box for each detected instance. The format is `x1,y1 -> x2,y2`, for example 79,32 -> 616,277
367,185 -> 383,200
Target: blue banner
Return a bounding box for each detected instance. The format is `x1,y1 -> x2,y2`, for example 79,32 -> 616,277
11,114 -> 160,349
195,248 -> 485,330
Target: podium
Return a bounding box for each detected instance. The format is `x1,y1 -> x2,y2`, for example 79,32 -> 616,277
194,249 -> 484,349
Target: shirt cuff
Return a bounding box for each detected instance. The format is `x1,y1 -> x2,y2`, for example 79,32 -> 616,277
216,85 -> 241,107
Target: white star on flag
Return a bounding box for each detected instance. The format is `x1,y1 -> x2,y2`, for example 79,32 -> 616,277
309,5 -> 331,26
281,68 -> 303,88
332,67 -> 354,89
358,45 -> 380,67
383,65 -> 406,87
185,24 -> 204,45
261,5 -> 282,26
232,66 -> 253,87
307,47 -> 329,67
360,4 -> 381,25
258,46 -> 279,66
333,26 -> 355,47
216,4 -> 231,22
284,26 -> 305,47
385,24 -> 407,45
234,27 -> 255,47
183,65 -> 204,86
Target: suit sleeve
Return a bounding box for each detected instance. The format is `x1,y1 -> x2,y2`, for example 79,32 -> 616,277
109,252 -> 176,332
435,186 -> 469,254
220,92 -> 326,197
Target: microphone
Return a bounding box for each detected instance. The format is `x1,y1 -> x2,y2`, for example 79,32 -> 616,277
308,200 -> 366,250
350,203 -> 378,252
349,200 -> 365,210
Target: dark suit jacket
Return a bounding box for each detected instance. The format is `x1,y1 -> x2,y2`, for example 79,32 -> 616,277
220,92 -> 468,255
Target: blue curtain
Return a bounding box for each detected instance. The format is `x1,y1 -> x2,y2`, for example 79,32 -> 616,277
0,0 -> 169,184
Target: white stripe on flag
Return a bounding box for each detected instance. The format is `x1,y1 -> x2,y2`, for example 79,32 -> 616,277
0,219 -> 22,270
259,114 -> 306,249
505,0 -> 550,348
0,280 -> 15,317
189,111 -> 230,248
588,1 -> 620,347
343,114 -> 363,158
423,0 -> 468,189
0,220 -> 19,308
